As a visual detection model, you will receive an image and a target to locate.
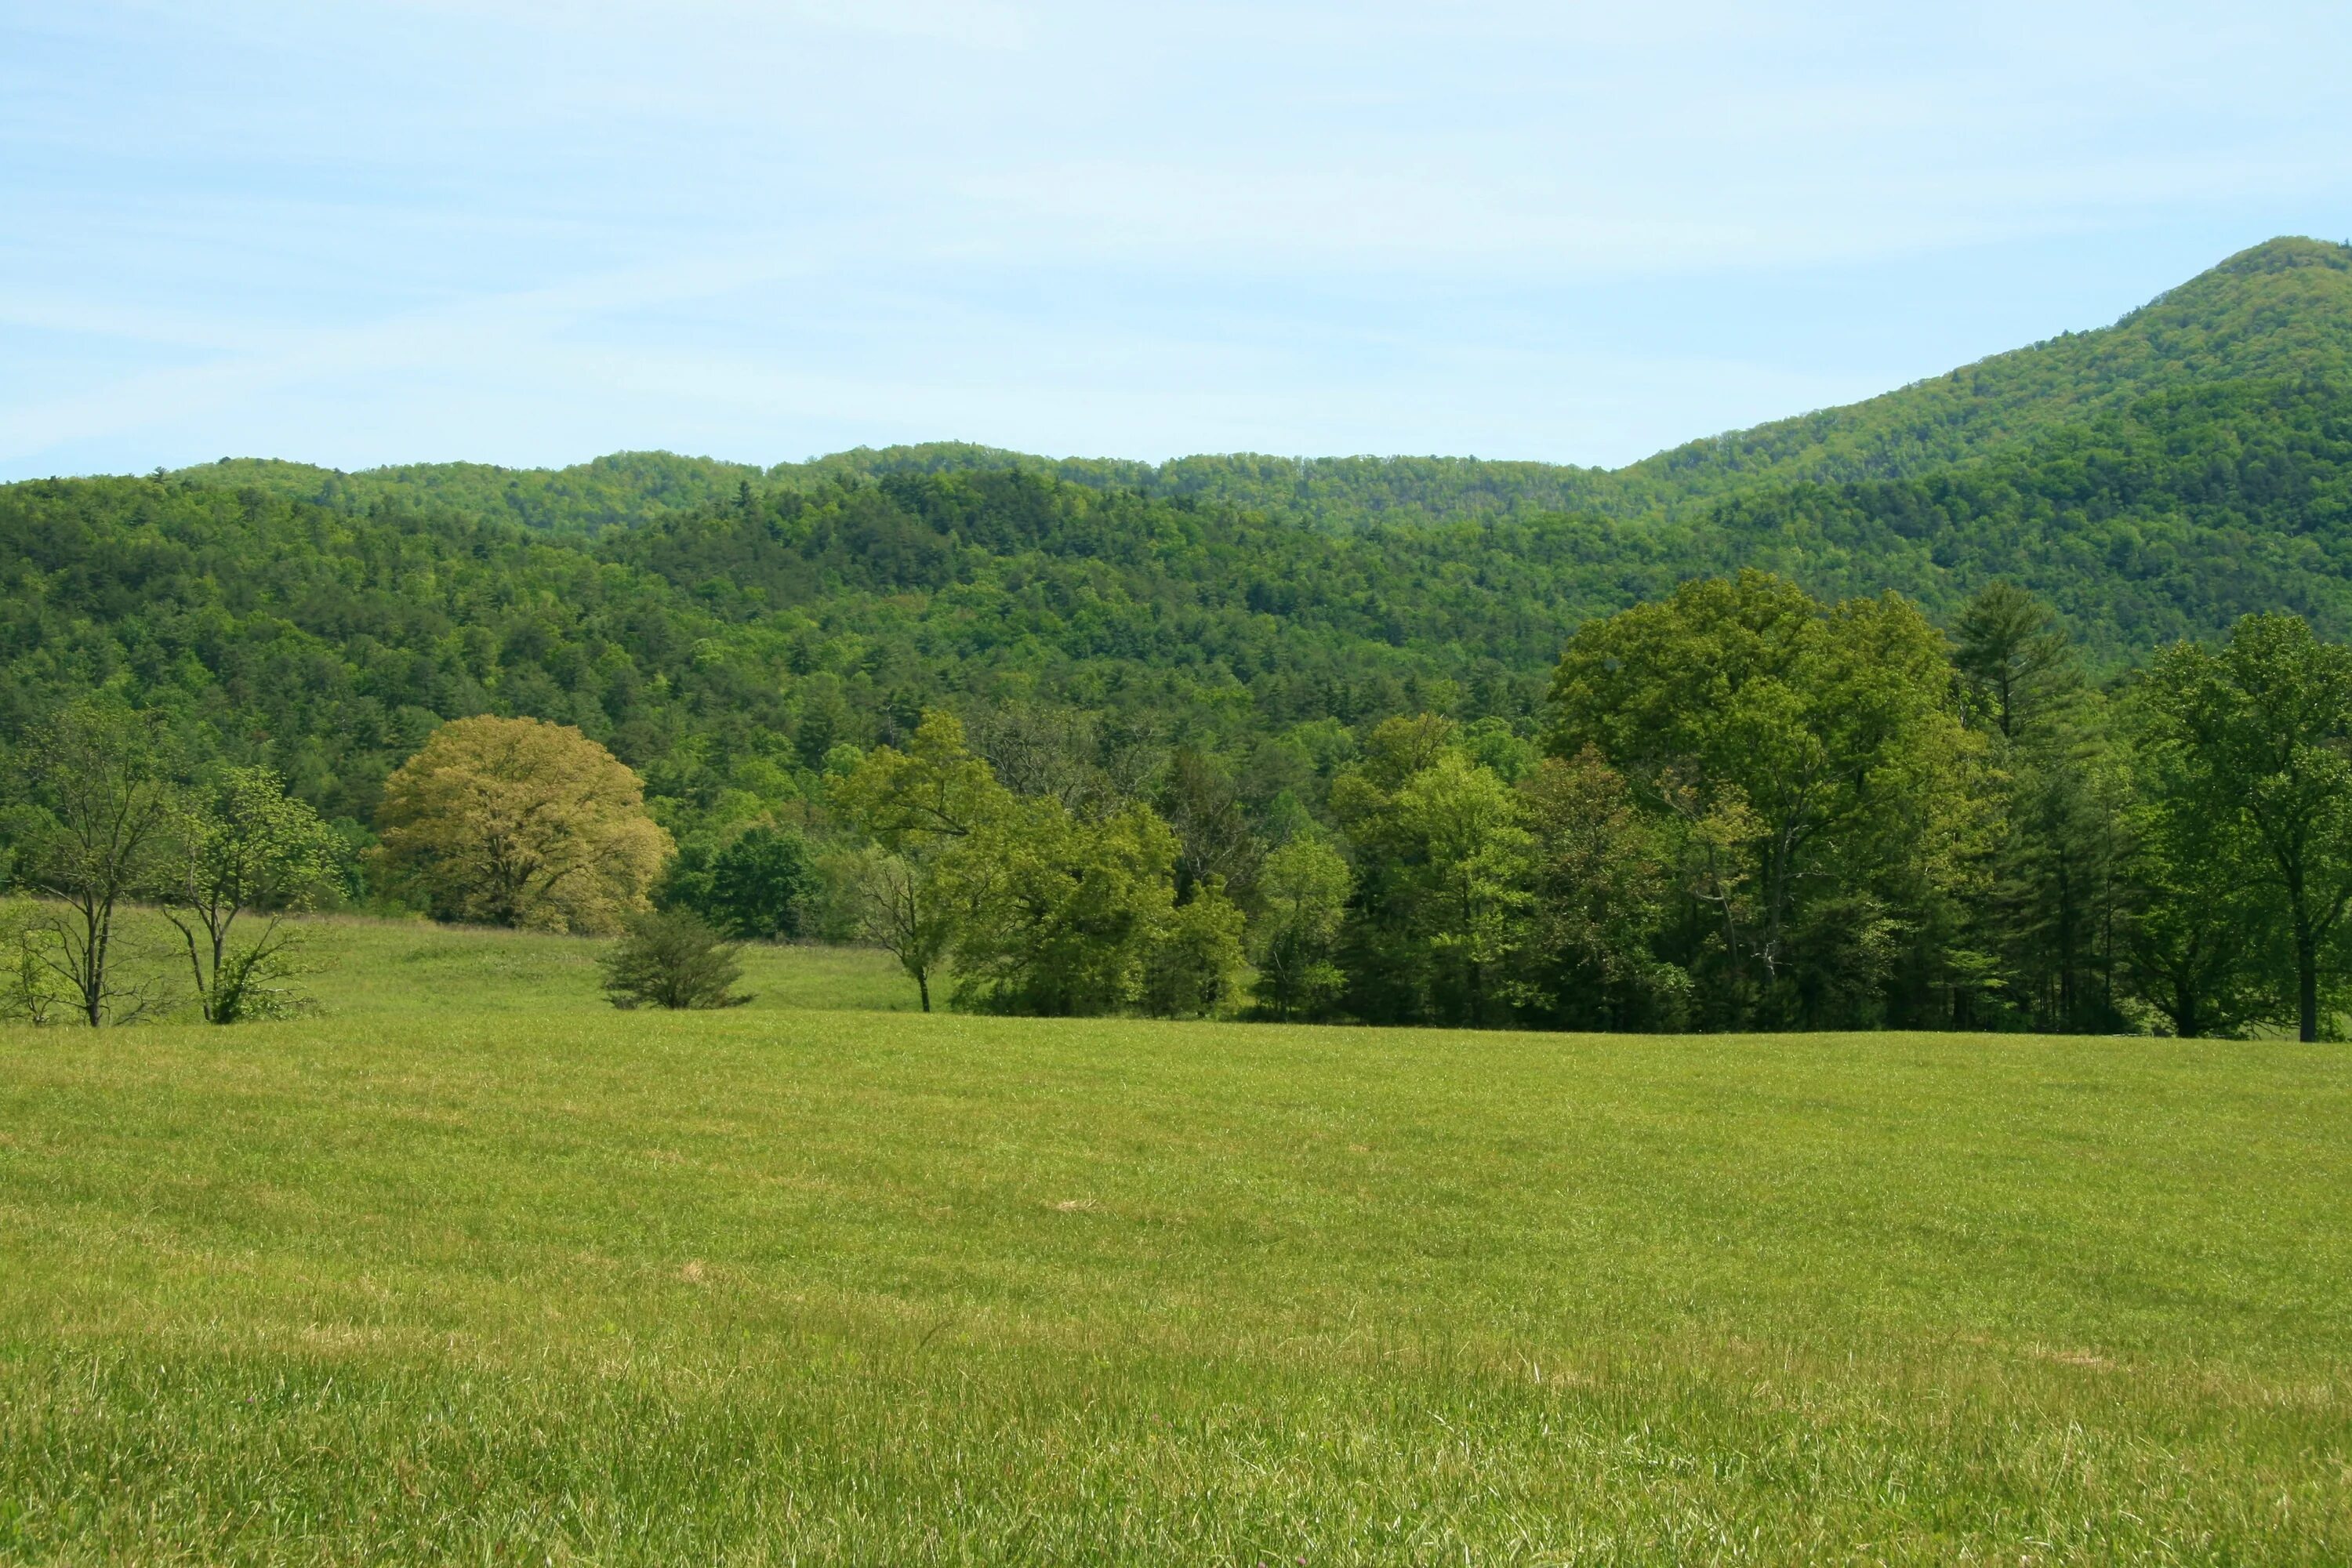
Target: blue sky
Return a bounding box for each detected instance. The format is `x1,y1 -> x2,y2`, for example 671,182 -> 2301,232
5,1 -> 2349,480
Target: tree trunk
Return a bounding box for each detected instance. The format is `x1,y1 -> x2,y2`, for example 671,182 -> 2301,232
916,968 -> 931,1014
2298,921 -> 2320,1042
79,901 -> 107,1028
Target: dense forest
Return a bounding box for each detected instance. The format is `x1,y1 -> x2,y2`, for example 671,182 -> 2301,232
10,237 -> 2352,1036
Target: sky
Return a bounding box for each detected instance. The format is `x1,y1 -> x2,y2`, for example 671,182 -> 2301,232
4,2 -> 2350,481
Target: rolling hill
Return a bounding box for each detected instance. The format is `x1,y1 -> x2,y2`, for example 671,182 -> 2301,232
169,236 -> 2352,534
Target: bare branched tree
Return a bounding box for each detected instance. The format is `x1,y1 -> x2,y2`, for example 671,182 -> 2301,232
12,701 -> 176,1026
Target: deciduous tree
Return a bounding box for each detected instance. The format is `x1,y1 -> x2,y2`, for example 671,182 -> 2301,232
1249,835 -> 1350,1022
2138,613 -> 2352,1040
375,716 -> 672,935
1548,572 -> 1985,1028
7,699 -> 176,1026
163,767 -> 341,1023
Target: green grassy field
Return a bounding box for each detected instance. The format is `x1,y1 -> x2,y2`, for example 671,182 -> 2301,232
278,912 -> 924,1020
55,906 -> 922,1023
2,924 -> 2350,1562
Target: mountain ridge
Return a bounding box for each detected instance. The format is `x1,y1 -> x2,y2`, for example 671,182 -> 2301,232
162,236 -> 2352,535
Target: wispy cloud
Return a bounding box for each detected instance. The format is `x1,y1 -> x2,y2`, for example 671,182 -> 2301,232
4,0 -> 2349,477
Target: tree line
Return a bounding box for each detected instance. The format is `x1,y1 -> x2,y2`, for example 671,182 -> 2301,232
814,572 -> 2352,1040
10,373 -> 2352,903
14,570 -> 2352,1040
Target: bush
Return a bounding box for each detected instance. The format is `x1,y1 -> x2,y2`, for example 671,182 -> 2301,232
598,910 -> 751,1011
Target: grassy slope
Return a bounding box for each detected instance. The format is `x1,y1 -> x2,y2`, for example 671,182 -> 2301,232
2,967 -> 2347,1561
42,909 -> 924,1024
289,914 -> 921,1021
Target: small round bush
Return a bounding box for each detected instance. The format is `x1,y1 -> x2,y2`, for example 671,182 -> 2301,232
598,909 -> 751,1011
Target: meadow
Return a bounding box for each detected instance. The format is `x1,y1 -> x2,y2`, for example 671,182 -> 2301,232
2,920 -> 2348,1563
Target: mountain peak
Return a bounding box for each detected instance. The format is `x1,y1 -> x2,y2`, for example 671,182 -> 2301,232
2205,234 -> 2352,278
1617,234 -> 2352,506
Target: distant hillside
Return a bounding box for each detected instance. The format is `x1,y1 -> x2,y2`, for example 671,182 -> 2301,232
187,450 -> 765,535
171,237 -> 2352,535
183,445 -> 1630,536
1681,375 -> 2352,663
1628,236 -> 2352,504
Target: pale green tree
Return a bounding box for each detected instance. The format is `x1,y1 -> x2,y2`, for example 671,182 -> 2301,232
830,711 -> 1014,1011
164,767 -> 342,1023
1249,836 -> 1351,1022
8,699 -> 177,1026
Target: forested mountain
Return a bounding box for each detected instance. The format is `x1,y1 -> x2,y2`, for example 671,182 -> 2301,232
186,450 -> 766,536
0,466 -> 1664,840
1656,376 -> 2352,663
16,238 -> 2352,1036
6,365 -> 2351,848
0,238 -> 2343,836
161,237 -> 2352,535
1625,236 -> 2352,504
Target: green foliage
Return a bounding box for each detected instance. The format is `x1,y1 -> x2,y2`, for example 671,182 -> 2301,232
943,798 -> 1184,1017
598,909 -> 751,1011
1248,835 -> 1350,1021
180,450 -> 764,535
20,376 -> 2352,886
3,699 -> 180,1026
1139,880 -> 1249,1019
1548,572 -> 1987,1029
2121,756 -> 2277,1040
2137,614 -> 2352,1040
826,844 -> 955,1012
1690,377 -> 2352,667
162,767 -> 341,1024
828,713 -> 1011,1012
662,826 -> 815,941
1332,726 -> 1534,1027
0,898 -> 69,1025
1515,750 -> 1687,1031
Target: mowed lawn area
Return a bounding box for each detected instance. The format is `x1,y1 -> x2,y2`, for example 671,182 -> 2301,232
2,928 -> 2349,1562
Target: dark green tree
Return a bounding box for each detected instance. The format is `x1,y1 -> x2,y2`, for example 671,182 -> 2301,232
1954,582 -> 2079,740
2122,757 -> 2277,1038
2138,612 -> 2352,1040
599,909 -> 752,1011
663,826 -> 816,940
1515,749 -> 1687,1031
1955,586 -> 2130,1033
1247,835 -> 1350,1022
1547,572 -> 1986,1029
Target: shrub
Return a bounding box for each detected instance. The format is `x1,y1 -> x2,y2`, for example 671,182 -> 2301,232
598,910 -> 751,1011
